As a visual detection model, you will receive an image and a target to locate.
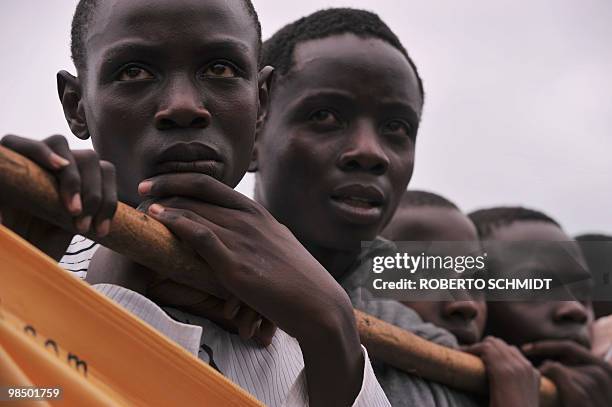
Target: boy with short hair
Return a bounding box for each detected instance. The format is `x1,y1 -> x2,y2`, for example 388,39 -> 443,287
85,7 -> 481,406
0,1 -> 390,406
576,233 -> 612,318
382,190 -> 487,345
252,7 -> 423,272
469,206 -> 612,406
245,10 -> 542,407
576,233 -> 612,360
380,190 -> 544,407
251,12 -> 480,406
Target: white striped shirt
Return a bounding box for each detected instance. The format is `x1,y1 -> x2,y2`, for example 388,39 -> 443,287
61,243 -> 390,406
58,235 -> 99,279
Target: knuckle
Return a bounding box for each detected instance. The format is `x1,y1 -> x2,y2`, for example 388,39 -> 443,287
505,362 -> 523,375
278,223 -> 291,234
83,193 -> 102,210
522,364 -> 538,378
193,227 -> 214,242
45,134 -> 69,147
481,342 -> 493,353
242,203 -> 260,215
76,149 -> 99,163
494,365 -> 513,377
62,172 -> 82,192
231,215 -> 251,231
100,160 -> 116,176
1,134 -> 19,146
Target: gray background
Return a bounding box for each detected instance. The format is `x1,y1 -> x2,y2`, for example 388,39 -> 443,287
1,0 -> 610,235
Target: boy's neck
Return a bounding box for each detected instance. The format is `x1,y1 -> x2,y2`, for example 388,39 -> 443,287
301,240 -> 361,280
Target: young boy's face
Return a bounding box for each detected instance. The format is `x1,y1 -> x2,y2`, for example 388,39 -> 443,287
65,0 -> 262,205
254,34 -> 423,250
383,205 -> 486,344
485,221 -> 594,349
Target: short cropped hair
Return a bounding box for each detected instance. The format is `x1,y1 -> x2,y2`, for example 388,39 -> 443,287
261,8 -> 424,101
71,0 -> 262,71
575,233 -> 612,242
468,206 -> 561,239
400,190 -> 459,210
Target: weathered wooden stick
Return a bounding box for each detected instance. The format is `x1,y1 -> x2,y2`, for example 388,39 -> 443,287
0,144 -> 225,299
356,310 -> 558,407
0,144 -> 558,406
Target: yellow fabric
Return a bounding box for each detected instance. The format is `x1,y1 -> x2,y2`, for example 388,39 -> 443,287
0,225 -> 263,406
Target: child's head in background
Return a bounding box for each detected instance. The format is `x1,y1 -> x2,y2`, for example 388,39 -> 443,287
469,206 -> 593,350
382,190 -> 486,345
576,233 -> 612,319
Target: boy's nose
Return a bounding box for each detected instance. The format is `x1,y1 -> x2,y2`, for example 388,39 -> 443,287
337,124 -> 389,174
155,81 -> 212,130
442,301 -> 479,322
553,301 -> 589,325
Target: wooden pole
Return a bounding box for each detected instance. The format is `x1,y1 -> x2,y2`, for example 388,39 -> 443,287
355,310 -> 558,407
0,145 -> 226,299
0,145 -> 558,406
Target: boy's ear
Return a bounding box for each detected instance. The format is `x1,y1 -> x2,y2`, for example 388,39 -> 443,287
256,65 -> 274,133
248,146 -> 258,172
251,65 -> 274,173
57,70 -> 90,140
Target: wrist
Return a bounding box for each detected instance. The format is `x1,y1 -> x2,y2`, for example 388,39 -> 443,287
298,294 -> 364,407
299,291 -> 363,380
297,288 -> 359,349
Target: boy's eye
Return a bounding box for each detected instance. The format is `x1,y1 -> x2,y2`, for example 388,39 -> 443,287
382,120 -> 412,137
202,63 -> 237,78
309,109 -> 340,126
117,66 -> 154,81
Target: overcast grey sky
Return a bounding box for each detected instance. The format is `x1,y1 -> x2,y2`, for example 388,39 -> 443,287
1,0 -> 610,235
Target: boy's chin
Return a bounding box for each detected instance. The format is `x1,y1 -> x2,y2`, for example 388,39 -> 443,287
524,333 -> 592,366
334,227 -> 380,249
451,329 -> 481,346
310,231 -> 373,253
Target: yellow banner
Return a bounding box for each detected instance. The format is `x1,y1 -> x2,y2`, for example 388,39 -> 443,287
0,225 -> 263,406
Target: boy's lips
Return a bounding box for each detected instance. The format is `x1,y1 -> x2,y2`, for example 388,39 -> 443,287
153,142 -> 223,179
157,142 -> 222,163
552,331 -> 591,349
445,325 -> 480,345
153,160 -> 223,179
329,184 -> 385,225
